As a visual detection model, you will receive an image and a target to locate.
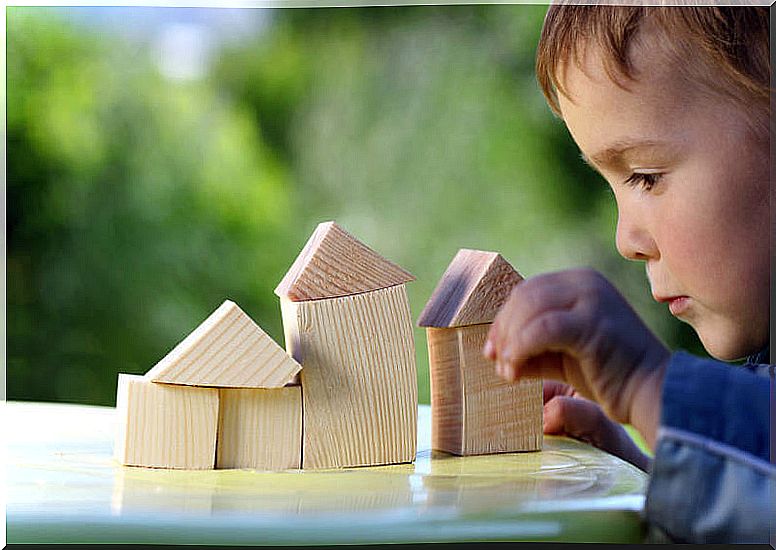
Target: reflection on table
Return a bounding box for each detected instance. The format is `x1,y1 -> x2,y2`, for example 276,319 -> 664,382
6,401 -> 647,544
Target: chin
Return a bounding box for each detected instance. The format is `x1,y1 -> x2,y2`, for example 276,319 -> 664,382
696,328 -> 763,362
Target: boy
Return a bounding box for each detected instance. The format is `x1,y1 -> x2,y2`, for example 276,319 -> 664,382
483,5 -> 773,543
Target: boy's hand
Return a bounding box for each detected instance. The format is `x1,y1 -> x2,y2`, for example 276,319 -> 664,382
483,268 -> 670,448
543,380 -> 651,471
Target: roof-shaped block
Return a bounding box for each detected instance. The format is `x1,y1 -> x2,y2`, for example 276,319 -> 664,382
145,300 -> 302,388
417,249 -> 524,328
274,221 -> 415,301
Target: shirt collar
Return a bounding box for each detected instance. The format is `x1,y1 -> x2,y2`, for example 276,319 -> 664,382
746,345 -> 770,366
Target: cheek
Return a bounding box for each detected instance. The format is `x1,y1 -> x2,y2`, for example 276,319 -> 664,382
652,212 -> 712,285
655,161 -> 768,307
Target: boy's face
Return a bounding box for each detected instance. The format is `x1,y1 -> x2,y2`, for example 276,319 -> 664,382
556,40 -> 770,361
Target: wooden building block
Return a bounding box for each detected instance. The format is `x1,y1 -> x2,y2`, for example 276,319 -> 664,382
114,374 -> 219,469
216,386 -> 302,470
417,249 -> 524,328
427,324 -> 542,455
145,300 -> 301,389
281,284 -> 418,469
274,221 -> 415,302
420,249 -> 541,456
276,220 -> 418,469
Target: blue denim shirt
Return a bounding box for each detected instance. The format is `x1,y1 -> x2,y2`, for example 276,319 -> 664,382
643,347 -> 775,543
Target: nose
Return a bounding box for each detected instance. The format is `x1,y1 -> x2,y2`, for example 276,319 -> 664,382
615,209 -> 657,261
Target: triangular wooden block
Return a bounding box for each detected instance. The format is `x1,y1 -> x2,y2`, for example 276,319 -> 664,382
274,221 -> 415,301
145,300 -> 301,388
417,249 -> 524,328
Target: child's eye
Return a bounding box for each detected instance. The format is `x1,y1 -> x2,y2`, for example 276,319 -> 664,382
623,172 -> 662,191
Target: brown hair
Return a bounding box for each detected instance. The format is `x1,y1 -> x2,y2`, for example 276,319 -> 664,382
535,5 -> 770,133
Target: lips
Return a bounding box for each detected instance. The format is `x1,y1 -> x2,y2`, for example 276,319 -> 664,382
653,294 -> 690,316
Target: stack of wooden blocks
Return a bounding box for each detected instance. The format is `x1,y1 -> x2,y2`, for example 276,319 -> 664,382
114,221 -> 418,470
114,223 -> 543,471
418,249 -> 542,456
276,221 -> 418,469
114,299 -> 304,470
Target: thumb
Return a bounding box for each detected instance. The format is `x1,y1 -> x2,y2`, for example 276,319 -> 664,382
544,395 -> 651,472
542,380 -> 576,404
543,395 -> 608,445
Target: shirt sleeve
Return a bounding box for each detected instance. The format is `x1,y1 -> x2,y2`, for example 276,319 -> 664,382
643,351 -> 775,543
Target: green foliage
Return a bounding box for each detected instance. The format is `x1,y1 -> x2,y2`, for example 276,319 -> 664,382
7,6 -> 706,407
7,9 -> 296,405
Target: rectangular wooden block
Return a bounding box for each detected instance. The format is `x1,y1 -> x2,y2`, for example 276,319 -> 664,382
216,386 -> 302,470
281,284 -> 418,469
427,327 -> 464,454
428,324 -> 542,456
114,374 -> 219,469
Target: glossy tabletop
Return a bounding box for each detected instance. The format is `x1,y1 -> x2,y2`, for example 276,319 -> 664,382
5,401 -> 648,544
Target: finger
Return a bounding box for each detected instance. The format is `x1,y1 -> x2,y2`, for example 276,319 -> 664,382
543,396 -> 570,434
487,274 -> 581,362
482,331 -> 496,360
543,395 -> 605,443
501,352 -> 565,384
484,319 -> 504,360
543,380 -> 576,403
493,268 -> 602,325
500,309 -> 586,381
497,272 -> 581,327
543,395 -> 651,471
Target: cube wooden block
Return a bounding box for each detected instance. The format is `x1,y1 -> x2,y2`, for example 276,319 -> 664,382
427,324 -> 542,455
281,284 -> 418,470
145,300 -> 301,389
114,374 -> 219,469
216,386 -> 302,470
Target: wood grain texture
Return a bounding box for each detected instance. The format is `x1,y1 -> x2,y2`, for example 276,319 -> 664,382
281,284 -> 418,469
427,327 -> 464,455
145,300 -> 301,388
114,374 -> 219,469
216,386 -> 302,470
274,221 -> 416,302
427,324 -> 542,456
417,249 -> 523,328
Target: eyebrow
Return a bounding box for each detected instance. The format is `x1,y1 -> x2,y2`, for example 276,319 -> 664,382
582,140 -> 670,170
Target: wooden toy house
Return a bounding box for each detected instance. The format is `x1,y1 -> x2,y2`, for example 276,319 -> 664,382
276,221 -> 418,469
114,300 -> 303,470
417,249 -> 542,456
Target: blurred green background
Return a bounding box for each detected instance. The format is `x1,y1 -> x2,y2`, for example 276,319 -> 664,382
7,5 -> 707,407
